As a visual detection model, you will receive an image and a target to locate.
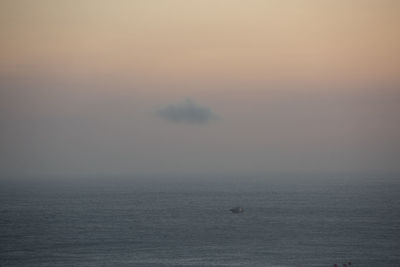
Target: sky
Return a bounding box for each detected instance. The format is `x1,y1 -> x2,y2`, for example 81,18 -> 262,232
1,0 -> 399,177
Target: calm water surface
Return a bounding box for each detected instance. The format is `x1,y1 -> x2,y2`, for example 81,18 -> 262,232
1,175 -> 399,266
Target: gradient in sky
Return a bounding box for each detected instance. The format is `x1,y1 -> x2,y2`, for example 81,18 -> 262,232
1,0 -> 399,177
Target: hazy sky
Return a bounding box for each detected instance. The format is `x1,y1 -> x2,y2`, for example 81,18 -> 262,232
1,0 -> 399,177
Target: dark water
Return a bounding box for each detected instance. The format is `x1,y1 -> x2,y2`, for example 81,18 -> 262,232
1,174 -> 399,266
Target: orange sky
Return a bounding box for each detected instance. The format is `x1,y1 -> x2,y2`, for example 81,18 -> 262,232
1,1 -> 399,175
1,0 -> 399,86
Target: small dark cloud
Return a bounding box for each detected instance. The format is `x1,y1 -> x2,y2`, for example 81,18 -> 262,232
157,99 -> 219,124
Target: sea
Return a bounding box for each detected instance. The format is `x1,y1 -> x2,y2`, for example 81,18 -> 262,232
1,173 -> 399,266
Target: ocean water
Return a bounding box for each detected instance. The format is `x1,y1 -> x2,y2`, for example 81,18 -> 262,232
1,174 -> 399,267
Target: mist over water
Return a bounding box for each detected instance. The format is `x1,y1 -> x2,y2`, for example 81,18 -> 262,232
1,1 -> 400,266
1,173 -> 399,267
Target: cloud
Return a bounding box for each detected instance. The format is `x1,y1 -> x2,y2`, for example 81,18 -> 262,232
157,99 -> 219,124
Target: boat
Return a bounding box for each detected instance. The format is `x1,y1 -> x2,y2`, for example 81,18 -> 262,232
230,207 -> 244,213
